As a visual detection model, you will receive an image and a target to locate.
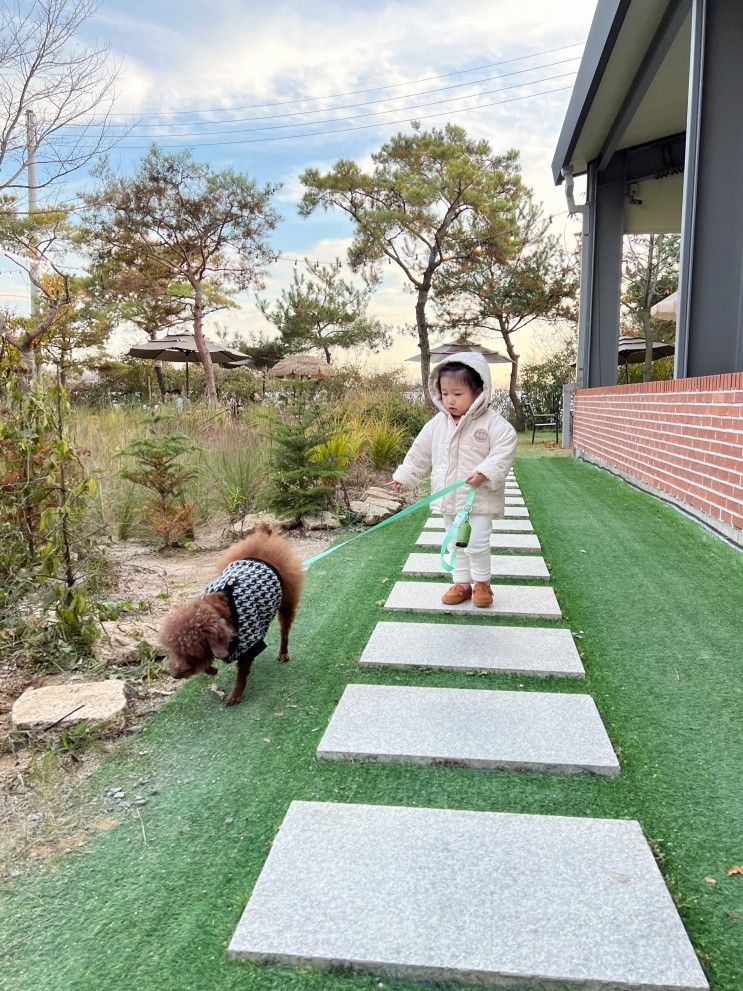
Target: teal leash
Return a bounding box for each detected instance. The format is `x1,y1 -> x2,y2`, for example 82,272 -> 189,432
302,479 -> 469,569
439,485 -> 477,574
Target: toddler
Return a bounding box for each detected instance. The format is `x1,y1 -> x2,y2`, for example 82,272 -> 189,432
390,353 -> 517,607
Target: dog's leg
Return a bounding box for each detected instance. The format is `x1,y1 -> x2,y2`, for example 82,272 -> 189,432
277,602 -> 296,662
224,656 -> 253,706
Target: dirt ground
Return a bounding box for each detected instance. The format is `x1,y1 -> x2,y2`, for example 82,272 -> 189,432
0,522 -> 336,877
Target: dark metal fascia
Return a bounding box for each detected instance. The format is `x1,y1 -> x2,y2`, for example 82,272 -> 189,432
552,0 -> 634,184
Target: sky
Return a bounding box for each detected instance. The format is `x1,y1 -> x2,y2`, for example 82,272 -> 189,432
1,0 -> 599,386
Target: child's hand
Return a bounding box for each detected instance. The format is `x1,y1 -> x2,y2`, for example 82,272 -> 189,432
465,471 -> 488,488
387,480 -> 403,494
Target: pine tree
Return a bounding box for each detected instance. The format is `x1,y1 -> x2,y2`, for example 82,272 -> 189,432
266,399 -> 345,519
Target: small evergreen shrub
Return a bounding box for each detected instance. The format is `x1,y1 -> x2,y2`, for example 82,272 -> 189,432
265,399 -> 346,519
117,420 -> 199,547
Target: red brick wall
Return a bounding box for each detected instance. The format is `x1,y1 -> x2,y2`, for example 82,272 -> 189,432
573,372 -> 743,543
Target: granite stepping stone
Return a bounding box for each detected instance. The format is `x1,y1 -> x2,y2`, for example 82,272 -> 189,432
317,684 -> 618,775
384,580 -> 561,618
229,801 -> 708,991
505,496 -> 526,506
423,517 -> 534,533
359,621 -> 583,676
433,506 -> 530,518
402,552 -> 548,579
416,531 -> 541,552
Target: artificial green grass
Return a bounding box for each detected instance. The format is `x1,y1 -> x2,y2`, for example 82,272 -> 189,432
3,451 -> 742,991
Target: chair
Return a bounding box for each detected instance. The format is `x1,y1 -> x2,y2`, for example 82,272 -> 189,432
523,398 -> 560,444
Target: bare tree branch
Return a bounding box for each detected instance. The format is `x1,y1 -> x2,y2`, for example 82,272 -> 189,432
0,0 -> 126,199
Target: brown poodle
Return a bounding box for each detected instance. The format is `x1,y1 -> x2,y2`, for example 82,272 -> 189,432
159,523 -> 304,706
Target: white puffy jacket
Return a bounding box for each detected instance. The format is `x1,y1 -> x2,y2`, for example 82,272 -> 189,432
392,351 -> 517,516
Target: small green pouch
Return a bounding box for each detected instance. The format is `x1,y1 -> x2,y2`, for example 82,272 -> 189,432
455,517 -> 472,548
440,486 -> 477,573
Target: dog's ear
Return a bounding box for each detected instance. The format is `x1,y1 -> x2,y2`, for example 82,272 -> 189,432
207,617 -> 234,658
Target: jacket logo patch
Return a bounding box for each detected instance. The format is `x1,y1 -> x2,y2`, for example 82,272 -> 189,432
473,428 -> 488,442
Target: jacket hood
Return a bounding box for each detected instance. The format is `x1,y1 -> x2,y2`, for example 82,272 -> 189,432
428,350 -> 492,419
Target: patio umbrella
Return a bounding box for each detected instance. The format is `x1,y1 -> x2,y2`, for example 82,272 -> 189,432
406,338 -> 510,365
571,337 -> 675,382
269,354 -> 338,380
127,333 -> 254,393
650,290 -> 678,321
618,336 -> 675,381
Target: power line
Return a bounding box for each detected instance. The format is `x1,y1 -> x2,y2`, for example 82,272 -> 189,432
0,78 -> 575,216
81,41 -> 585,122
115,82 -> 575,150
52,70 -> 576,144
74,55 -> 581,131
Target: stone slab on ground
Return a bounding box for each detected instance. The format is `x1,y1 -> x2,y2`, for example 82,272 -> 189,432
317,684 -> 618,775
359,621 -> 583,676
432,506 -> 531,519
505,496 -> 526,506
229,801 -> 709,991
11,680 -> 127,730
402,552 -> 549,579
384,580 -> 561,618
423,517 -> 534,533
416,531 -> 541,552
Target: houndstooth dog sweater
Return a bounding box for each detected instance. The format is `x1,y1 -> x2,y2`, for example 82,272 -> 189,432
203,558 -> 283,662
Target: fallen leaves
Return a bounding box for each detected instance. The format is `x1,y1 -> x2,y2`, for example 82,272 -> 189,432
727,865 -> 743,877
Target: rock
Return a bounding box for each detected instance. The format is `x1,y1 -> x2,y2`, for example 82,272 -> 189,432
302,512 -> 341,531
11,680 -> 127,732
363,488 -> 402,510
349,501 -> 370,515
233,512 -> 299,535
364,500 -> 397,516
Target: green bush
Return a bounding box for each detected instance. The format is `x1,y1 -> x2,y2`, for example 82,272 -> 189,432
0,382 -> 102,662
365,418 -> 406,470
265,398 -> 346,519
370,394 -> 428,441
205,441 -> 268,522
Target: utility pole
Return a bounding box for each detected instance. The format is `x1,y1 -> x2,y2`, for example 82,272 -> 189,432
26,109 -> 39,318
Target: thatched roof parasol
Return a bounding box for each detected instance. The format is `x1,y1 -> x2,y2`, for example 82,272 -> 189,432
270,354 -> 338,379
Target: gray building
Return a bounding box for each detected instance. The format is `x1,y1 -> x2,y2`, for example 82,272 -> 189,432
552,0 -> 743,388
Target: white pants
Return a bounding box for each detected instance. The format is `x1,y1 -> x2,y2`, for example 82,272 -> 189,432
443,513 -> 492,584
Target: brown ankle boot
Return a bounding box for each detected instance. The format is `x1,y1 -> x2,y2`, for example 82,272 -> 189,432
442,583 -> 472,605
472,582 -> 493,608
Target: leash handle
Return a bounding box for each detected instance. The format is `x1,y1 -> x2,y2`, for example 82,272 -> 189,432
439,486 -> 476,574
302,479 -> 469,569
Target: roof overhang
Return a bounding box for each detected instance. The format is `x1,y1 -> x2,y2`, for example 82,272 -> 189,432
552,0 -> 691,184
